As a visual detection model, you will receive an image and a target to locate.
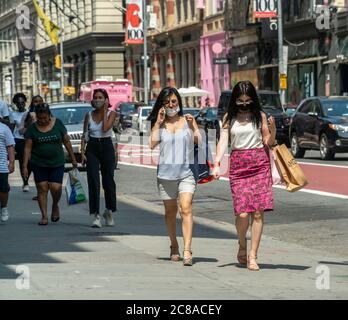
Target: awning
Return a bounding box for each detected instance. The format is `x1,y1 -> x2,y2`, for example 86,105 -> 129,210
258,56 -> 328,69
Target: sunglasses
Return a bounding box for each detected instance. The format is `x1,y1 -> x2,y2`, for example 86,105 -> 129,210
236,101 -> 253,106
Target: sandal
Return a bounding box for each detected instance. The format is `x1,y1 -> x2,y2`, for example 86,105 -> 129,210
183,249 -> 193,266
237,238 -> 247,265
51,206 -> 60,222
38,218 -> 48,226
247,254 -> 260,271
170,246 -> 180,262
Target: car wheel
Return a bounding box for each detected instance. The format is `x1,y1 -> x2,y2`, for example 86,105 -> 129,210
320,134 -> 335,160
291,133 -> 306,158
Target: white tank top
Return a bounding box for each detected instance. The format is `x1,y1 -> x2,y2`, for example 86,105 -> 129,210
230,120 -> 264,150
88,111 -> 113,138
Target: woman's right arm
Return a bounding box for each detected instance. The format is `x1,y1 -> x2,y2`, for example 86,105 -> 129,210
149,107 -> 165,150
22,138 -> 33,179
149,122 -> 161,150
81,113 -> 89,165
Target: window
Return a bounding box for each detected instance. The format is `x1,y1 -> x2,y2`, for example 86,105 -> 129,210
298,100 -> 313,114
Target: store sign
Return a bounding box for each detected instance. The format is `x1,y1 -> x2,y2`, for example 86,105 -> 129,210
253,0 -> 278,18
261,17 -> 278,39
49,81 -> 60,89
230,46 -> 259,71
125,0 -> 144,45
213,58 -> 230,65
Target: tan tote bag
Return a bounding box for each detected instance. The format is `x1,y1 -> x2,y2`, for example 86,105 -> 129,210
272,144 -> 309,192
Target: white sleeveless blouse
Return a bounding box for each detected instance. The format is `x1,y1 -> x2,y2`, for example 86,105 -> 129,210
88,111 -> 113,138
230,120 -> 264,150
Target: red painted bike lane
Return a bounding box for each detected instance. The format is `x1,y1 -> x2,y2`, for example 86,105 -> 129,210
118,143 -> 348,196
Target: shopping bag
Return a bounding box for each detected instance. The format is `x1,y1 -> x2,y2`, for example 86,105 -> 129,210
193,142 -> 214,184
269,148 -> 284,185
66,168 -> 88,205
272,144 -> 309,192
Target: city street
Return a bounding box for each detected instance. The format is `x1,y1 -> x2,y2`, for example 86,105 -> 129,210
0,134 -> 347,300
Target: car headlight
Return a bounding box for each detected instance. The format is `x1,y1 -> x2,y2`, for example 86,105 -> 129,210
329,124 -> 348,132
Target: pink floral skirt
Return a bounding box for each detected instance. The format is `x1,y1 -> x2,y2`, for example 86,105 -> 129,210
229,147 -> 273,215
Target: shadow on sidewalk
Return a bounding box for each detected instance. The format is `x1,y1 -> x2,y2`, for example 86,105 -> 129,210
0,187 -> 237,280
217,262 -> 311,270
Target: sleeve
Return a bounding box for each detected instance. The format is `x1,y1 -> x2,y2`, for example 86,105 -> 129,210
24,124 -> 34,140
1,103 -> 10,118
9,111 -> 15,123
4,125 -> 15,147
57,118 -> 68,137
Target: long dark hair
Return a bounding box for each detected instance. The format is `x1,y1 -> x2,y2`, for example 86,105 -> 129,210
93,88 -> 112,109
223,81 -> 262,129
29,95 -> 44,112
147,87 -> 184,128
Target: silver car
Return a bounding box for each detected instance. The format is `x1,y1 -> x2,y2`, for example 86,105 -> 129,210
49,102 -> 118,165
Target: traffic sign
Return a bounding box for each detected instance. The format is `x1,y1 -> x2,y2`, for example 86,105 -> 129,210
63,63 -> 74,68
49,81 -> 61,89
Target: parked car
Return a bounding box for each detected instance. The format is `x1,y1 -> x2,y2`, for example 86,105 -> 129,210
50,102 -> 118,166
195,107 -> 220,143
132,106 -> 152,135
217,90 -> 291,146
182,107 -> 200,117
116,102 -> 146,132
289,96 -> 348,160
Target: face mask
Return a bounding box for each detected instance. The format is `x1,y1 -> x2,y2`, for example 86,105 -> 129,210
239,105 -> 251,112
92,99 -> 105,109
166,107 -> 180,117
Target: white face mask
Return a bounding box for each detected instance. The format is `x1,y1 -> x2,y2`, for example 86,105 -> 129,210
92,99 -> 105,109
166,107 -> 180,117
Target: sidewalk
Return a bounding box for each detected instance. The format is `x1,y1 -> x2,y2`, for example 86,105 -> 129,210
0,183 -> 347,300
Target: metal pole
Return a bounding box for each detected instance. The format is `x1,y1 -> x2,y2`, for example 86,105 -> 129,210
143,1 -> 148,105
60,14 -> 64,102
278,0 -> 285,105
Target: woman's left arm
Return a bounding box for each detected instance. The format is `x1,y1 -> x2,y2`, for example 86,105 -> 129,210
63,133 -> 78,167
261,112 -> 276,147
102,109 -> 117,132
186,115 -> 202,145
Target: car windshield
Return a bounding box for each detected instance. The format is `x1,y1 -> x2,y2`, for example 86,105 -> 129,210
322,101 -> 348,117
184,109 -> 200,116
142,108 -> 151,116
51,106 -> 92,125
258,94 -> 282,110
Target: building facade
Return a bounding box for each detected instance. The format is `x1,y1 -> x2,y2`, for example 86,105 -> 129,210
0,0 -> 125,103
126,0 -> 203,105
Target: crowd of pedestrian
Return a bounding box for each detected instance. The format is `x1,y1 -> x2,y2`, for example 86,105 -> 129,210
0,80 -> 277,271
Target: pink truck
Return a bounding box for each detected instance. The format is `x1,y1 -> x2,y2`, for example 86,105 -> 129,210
79,79 -> 133,110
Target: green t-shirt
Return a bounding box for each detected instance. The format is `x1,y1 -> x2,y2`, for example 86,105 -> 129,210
25,118 -> 67,167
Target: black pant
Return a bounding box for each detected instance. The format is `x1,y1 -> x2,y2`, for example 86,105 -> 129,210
86,137 -> 117,214
15,138 -> 31,185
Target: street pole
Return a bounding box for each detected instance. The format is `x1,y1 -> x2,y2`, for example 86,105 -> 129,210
278,0 -> 285,105
143,1 -> 148,105
60,14 -> 64,102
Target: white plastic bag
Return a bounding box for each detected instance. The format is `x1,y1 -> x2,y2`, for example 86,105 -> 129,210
66,168 -> 88,205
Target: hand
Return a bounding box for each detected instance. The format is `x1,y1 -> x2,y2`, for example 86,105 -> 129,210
8,162 -> 15,174
184,114 -> 195,129
212,166 -> 220,180
81,154 -> 87,167
268,116 -> 276,133
156,107 -> 165,125
22,167 -> 28,179
72,159 -> 78,168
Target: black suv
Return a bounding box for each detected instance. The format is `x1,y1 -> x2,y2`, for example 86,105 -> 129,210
217,90 -> 291,146
289,97 -> 348,160
115,102 -> 146,132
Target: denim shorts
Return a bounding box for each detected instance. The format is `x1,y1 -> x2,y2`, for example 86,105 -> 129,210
157,175 -> 196,200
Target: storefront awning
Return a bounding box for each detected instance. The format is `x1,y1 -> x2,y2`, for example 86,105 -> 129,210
258,56 -> 328,69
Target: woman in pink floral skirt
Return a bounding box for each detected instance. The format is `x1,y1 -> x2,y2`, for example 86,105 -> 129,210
213,81 -> 276,271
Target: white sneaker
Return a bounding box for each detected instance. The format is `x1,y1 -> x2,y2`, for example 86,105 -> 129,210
103,209 -> 115,226
1,208 -> 9,222
91,214 -> 102,228
22,185 -> 29,192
